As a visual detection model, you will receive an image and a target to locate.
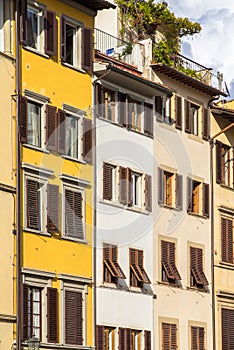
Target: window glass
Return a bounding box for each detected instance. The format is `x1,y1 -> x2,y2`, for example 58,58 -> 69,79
132,173 -> 141,207
66,114 -> 79,159
27,101 -> 41,147
66,23 -> 75,65
27,7 -> 40,50
191,104 -> 199,136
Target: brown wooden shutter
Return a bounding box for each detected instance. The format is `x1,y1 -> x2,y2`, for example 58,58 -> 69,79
145,174 -> 152,211
119,328 -> 125,350
202,183 -> 209,218
47,184 -> 59,233
175,95 -> 182,130
158,167 -> 164,205
20,0 -> 27,44
185,99 -> 191,133
46,105 -> 57,151
221,217 -> 233,264
47,287 -> 58,343
75,191 -> 83,238
103,163 -> 112,200
190,246 -> 208,286
57,109 -> 66,154
65,290 -> 83,345
95,83 -> 103,117
144,330 -> 151,350
96,325 -> 104,350
83,118 -> 92,164
27,179 -> 39,230
222,308 -> 234,350
175,174 -> 183,210
22,284 -> 29,341
45,10 -> 57,56
171,324 -> 177,349
144,102 -> 153,137
118,92 -> 127,126
126,329 -> 131,349
82,27 -> 93,71
65,189 -> 83,238
127,167 -> 132,206
187,177 -> 193,213
119,166 -> 127,205
60,15 -> 66,61
155,96 -> 163,122
127,95 -> 132,129
19,95 -> 28,143
202,108 -> 209,141
216,141 -> 222,184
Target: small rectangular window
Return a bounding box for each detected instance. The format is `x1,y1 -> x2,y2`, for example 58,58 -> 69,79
103,243 -> 126,283
64,188 -> 84,240
191,326 -> 205,350
27,101 -> 42,147
187,178 -> 209,217
162,322 -> 177,350
161,240 -> 181,284
128,99 -> 143,132
66,114 -> 79,159
190,246 -> 208,289
129,248 -> 151,288
158,168 -> 183,210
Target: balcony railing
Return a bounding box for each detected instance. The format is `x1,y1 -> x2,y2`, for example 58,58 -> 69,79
95,28 -> 132,58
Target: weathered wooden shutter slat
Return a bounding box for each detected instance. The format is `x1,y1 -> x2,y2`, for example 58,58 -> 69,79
60,16 -> 66,61
119,328 -> 125,350
103,163 -> 112,200
144,102 -> 153,136
158,167 -> 164,205
145,174 -> 152,211
47,287 -> 58,343
221,217 -> 233,264
202,108 -> 210,140
202,183 -> 209,217
175,174 -> 183,210
46,105 -> 57,151
27,179 -> 39,230
216,140 -> 222,184
185,99 -> 191,133
47,184 -> 59,233
155,96 -> 163,122
57,109 -> 66,154
144,330 -> 151,350
74,191 -> 83,239
82,27 -> 93,71
83,118 -> 92,164
22,284 -> 29,341
65,290 -> 83,345
45,10 -> 57,56
119,166 -> 127,205
118,92 -> 127,126
96,325 -> 104,350
175,95 -> 182,130
127,167 -> 132,206
20,95 -> 28,143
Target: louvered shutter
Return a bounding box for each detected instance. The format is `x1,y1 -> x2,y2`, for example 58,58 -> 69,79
20,95 -> 28,143
83,118 -> 92,164
216,141 -> 222,184
74,191 -> 84,239
22,284 -> 29,341
221,218 -> 233,264
145,174 -> 152,211
60,16 -> 66,61
103,163 -> 112,200
47,184 -> 59,233
126,329 -> 132,349
162,323 -> 170,350
96,325 -> 104,350
119,328 -> 125,350
45,10 -> 57,56
198,327 -> 205,350
144,330 -> 151,350
158,167 -> 164,205
144,102 -> 153,136
127,95 -> 132,129
65,190 -> 75,237
127,167 -> 132,206
155,96 -> 163,122
171,324 -> 177,350
175,96 -> 182,130
27,179 -> 39,230
118,92 -> 127,126
202,183 -> 209,218
47,287 -> 58,343
82,27 -> 93,71
20,0 -> 27,44
221,308 -> 234,350
65,290 -> 83,345
187,177 -> 193,213
95,84 -> 103,117
46,105 -> 57,151
175,174 -> 183,210
185,99 -> 191,133
202,108 -> 209,141
119,166 -> 127,205
57,109 -> 66,154
191,327 -> 198,350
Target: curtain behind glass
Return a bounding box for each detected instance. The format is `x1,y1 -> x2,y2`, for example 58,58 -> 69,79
66,115 -> 79,159
27,102 -> 41,147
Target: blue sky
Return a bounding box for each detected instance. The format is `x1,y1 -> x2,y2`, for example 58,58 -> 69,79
168,0 -> 234,98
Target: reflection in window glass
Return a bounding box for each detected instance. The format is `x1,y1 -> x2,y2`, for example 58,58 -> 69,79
27,101 -> 41,147
66,115 -> 79,159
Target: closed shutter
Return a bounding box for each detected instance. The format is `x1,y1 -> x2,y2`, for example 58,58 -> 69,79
126,329 -> 132,349
191,326 -> 205,350
175,96 -> 182,130
103,163 -> 112,200
96,325 -> 104,350
127,167 -> 132,206
65,189 -> 83,238
60,16 -> 66,61
26,179 -> 39,230
83,118 -> 92,164
19,95 -> 28,143
119,166 -> 127,205
46,105 -> 57,151
162,323 -> 177,350
47,287 -> 58,343
144,330 -> 151,350
74,191 -> 83,239
82,27 -> 93,71
118,92 -> 127,126
175,174 -> 183,210
145,174 -> 152,211
222,308 -> 234,350
45,10 -> 57,56
202,108 -> 209,141
127,95 -> 132,129
158,167 -> 164,205
185,99 -> 191,133
65,290 -> 83,345
216,141 -> 222,184
20,0 -> 27,44
221,217 -> 233,264
57,109 -> 66,154
171,324 -> 177,350
119,328 -> 125,350
198,327 -> 205,350
202,183 -> 209,217
187,177 -> 193,213
161,241 -> 181,281
155,96 -> 163,122
47,184 -> 59,233
22,284 -> 29,341
144,102 -> 153,136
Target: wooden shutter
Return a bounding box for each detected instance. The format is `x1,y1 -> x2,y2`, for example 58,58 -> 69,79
22,284 -> 29,341
65,189 -> 83,238
144,330 -> 151,350
60,15 -> 66,61
175,96 -> 182,130
187,177 -> 193,213
96,325 -> 104,350
144,102 -> 153,136
158,167 -> 164,205
46,105 -> 57,151
202,108 -> 209,141
47,287 -> 58,343
20,0 -> 27,44
202,183 -> 209,218
57,109 -> 66,154
184,99 -> 191,133
95,83 -> 103,117
190,247 -> 208,286
27,179 -> 39,230
127,96 -> 132,129
103,163 -> 112,200
222,308 -> 234,350
216,141 -> 222,184
19,95 -> 28,143
119,328 -> 125,350
45,10 -> 57,56
119,166 -> 127,205
191,326 -> 204,350
171,324 -> 177,350
65,290 -> 83,345
155,96 -> 163,122
82,27 -> 93,71
118,92 -> 127,126
83,118 -> 92,164
145,174 -> 152,211
127,167 -> 132,206
126,329 -> 132,349
175,174 -> 183,210
47,184 -> 59,233
221,217 -> 233,264
161,241 -> 181,281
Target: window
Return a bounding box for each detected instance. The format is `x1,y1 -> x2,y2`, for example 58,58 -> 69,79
161,240 -> 181,285
66,113 -> 80,159
103,88 -> 117,121
216,141 -> 234,187
191,326 -> 205,350
185,100 -> 200,136
155,95 -> 172,125
103,163 -> 117,201
27,5 -> 43,51
175,95 -> 182,130
64,187 -> 84,240
132,172 -> 142,207
162,323 -> 177,350
27,100 -> 42,147
221,217 -> 233,264
128,98 -> 143,132
64,289 -> 83,345
190,246 -> 208,289
131,330 -> 141,350
187,178 -> 209,217
158,168 -> 183,210
222,308 -> 234,350
103,243 -> 126,283
96,326 -> 115,350
129,248 -> 151,288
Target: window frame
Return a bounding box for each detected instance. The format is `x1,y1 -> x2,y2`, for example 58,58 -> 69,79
65,111 -> 81,160
129,248 -> 151,288
103,243 -> 126,284
190,325 -> 205,350
221,216 -> 233,264
189,245 -> 208,290
161,239 -> 181,285
187,177 -> 209,217
158,167 -> 183,210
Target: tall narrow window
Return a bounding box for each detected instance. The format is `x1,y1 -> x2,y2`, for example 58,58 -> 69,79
221,217 -> 233,264
129,248 -> 151,288
132,172 -> 142,207
161,240 -> 181,284
103,243 -> 126,283
66,114 -> 79,159
27,6 -> 42,50
191,326 -> 205,350
192,180 -> 200,214
103,89 -> 116,121
129,100 -> 143,132
27,101 -> 41,147
222,308 -> 234,350
164,171 -> 173,206
65,290 -> 83,345
104,327 -> 115,350
64,188 -> 84,239
103,163 -> 116,201
26,178 -> 40,231
190,104 -> 199,136
162,323 -> 177,350
190,246 -> 208,289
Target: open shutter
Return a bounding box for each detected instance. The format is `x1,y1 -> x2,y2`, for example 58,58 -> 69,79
175,96 -> 182,130
118,92 -> 127,126
144,102 -> 153,137
145,174 -> 152,211
103,163 -> 112,200
119,166 -> 127,205
83,118 -> 92,164
95,83 -> 103,117
47,184 -> 59,233
96,325 -> 104,350
202,108 -> 210,140
158,167 -> 164,205
202,183 -> 209,217
46,105 -> 57,151
127,167 -> 132,206
187,177 -> 193,213
19,95 -> 28,143
57,109 -> 66,154
144,330 -> 151,350
20,0 -> 27,44
175,174 -> 183,210
184,99 -> 191,133
216,141 -> 222,184
60,15 -> 66,61
27,179 -> 39,230
22,284 -> 28,341
47,287 -> 58,343
82,27 -> 93,71
155,96 -> 163,122
45,10 -> 57,56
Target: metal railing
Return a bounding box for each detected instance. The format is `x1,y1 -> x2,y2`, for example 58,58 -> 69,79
94,28 -> 131,57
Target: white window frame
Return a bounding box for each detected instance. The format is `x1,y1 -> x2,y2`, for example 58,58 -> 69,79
63,17 -> 82,69
26,1 -> 46,53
